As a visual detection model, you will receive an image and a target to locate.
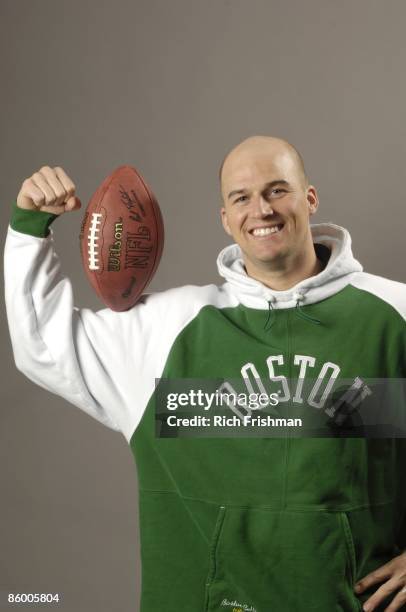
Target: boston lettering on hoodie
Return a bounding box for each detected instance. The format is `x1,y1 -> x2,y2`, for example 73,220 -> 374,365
4,201 -> 406,612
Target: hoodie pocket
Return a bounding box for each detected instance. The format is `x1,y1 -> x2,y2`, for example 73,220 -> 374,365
204,506 -> 363,612
340,512 -> 358,591
204,504 -> 227,611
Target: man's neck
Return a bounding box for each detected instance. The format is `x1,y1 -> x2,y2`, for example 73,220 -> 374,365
244,250 -> 325,291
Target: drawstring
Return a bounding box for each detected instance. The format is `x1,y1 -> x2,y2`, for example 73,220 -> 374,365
263,299 -> 275,331
263,292 -> 322,330
293,291 -> 321,325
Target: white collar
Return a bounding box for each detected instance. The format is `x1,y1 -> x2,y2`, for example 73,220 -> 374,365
216,222 -> 363,309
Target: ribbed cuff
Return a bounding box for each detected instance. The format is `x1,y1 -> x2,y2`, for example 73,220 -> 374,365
9,200 -> 58,237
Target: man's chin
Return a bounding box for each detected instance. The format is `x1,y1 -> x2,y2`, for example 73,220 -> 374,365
238,240 -> 289,263
243,250 -> 288,271
253,245 -> 287,263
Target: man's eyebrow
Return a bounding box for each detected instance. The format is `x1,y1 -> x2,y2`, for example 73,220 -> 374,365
227,179 -> 290,200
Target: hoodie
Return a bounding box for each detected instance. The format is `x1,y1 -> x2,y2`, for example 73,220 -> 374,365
4,205 -> 406,611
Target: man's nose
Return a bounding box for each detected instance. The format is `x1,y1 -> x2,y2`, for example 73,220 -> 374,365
251,195 -> 274,217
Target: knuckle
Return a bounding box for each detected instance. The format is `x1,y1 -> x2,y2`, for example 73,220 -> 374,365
34,194 -> 45,205
54,185 -> 66,196
39,165 -> 51,173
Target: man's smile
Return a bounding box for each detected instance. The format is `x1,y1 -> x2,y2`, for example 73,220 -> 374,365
248,223 -> 285,239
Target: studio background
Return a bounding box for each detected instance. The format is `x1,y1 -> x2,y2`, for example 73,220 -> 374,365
1,1 -> 405,610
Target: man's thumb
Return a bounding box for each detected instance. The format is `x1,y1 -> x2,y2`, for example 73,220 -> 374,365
65,196 -> 82,212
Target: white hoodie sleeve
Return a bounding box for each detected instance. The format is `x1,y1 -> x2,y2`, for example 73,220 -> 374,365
4,205 -> 230,442
4,224 -> 165,439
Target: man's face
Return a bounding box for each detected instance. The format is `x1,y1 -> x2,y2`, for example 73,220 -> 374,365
220,147 -> 318,271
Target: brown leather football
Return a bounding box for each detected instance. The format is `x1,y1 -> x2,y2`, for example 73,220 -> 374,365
79,165 -> 164,311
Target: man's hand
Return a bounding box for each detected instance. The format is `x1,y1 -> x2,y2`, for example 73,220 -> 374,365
354,551 -> 406,611
17,165 -> 81,215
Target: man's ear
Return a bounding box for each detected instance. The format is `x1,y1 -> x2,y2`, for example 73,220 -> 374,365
306,186 -> 319,216
220,206 -> 233,236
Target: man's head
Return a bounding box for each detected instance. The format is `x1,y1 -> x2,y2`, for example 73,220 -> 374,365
219,135 -> 319,278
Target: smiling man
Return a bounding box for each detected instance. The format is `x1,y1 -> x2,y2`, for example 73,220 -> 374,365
219,135 -> 322,290
5,136 -> 406,612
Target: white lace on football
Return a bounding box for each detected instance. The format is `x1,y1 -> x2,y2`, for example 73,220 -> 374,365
88,212 -> 103,270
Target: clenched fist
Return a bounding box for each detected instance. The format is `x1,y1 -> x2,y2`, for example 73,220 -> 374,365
16,165 -> 82,215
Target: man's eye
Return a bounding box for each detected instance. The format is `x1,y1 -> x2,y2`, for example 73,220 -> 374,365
234,189 -> 285,204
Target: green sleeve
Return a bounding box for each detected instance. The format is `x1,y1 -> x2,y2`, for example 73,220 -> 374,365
9,200 -> 59,238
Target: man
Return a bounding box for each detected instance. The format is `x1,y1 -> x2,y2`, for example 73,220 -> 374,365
4,135 -> 406,611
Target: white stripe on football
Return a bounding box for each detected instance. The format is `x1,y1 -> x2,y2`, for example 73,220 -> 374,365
88,212 -> 103,270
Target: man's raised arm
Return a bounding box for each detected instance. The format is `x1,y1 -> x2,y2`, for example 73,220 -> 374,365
4,166 -> 162,439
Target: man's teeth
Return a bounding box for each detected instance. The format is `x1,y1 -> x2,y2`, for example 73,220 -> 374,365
252,225 -> 282,236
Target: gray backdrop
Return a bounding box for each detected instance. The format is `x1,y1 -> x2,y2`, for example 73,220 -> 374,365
1,1 -> 405,610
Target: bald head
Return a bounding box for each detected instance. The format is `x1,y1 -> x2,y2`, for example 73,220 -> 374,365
219,135 -> 309,199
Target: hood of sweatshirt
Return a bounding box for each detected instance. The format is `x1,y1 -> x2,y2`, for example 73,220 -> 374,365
217,222 -> 363,310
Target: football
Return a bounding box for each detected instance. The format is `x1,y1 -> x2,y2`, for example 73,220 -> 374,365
79,165 -> 164,311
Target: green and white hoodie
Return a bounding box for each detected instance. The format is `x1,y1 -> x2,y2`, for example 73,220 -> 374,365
4,203 -> 406,612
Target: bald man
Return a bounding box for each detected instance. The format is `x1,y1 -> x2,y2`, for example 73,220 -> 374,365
5,137 -> 406,612
219,135 -> 323,290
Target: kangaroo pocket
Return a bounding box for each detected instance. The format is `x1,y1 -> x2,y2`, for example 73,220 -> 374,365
204,507 -> 363,612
